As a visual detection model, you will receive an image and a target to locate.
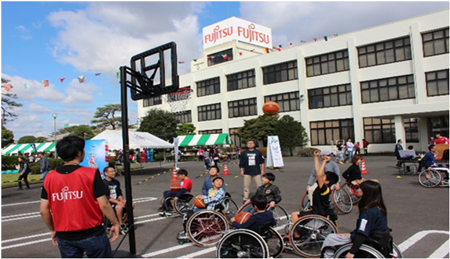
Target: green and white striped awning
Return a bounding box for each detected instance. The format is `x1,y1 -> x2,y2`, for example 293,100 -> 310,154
2,142 -> 56,155
177,134 -> 233,147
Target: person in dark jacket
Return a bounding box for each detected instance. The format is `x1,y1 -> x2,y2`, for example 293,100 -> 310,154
342,155 -> 364,183
38,152 -> 50,181
240,140 -> 265,202
17,156 -> 31,190
255,173 -> 282,208
231,194 -> 276,232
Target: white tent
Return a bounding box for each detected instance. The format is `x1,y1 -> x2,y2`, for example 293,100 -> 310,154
92,130 -> 173,150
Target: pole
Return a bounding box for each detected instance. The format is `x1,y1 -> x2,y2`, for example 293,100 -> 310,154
53,114 -> 58,158
120,66 -> 136,254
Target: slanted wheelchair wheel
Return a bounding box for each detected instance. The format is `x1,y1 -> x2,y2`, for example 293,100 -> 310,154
216,229 -> 269,258
334,243 -> 384,258
418,169 -> 442,188
268,205 -> 290,229
288,214 -> 339,257
237,201 -> 252,214
222,197 -> 239,221
301,191 -> 311,211
173,193 -> 195,216
332,188 -> 353,214
265,227 -> 284,258
186,210 -> 229,247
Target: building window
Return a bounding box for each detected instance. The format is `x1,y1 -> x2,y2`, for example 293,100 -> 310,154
229,128 -> 243,148
358,36 -> 411,68
429,116 -> 449,140
363,118 -> 395,144
422,27 -> 449,57
197,77 -> 220,97
310,119 -> 354,146
198,103 -> 221,121
361,74 -> 415,103
143,96 -> 162,107
227,69 -> 256,91
228,98 -> 257,118
426,69 -> 449,97
207,48 -> 233,66
306,50 -> 349,77
199,129 -> 223,134
264,91 -> 300,112
263,60 -> 298,85
308,84 -> 352,109
404,118 -> 419,142
174,110 -> 192,124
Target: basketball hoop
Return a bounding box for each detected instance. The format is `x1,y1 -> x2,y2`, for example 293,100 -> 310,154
164,87 -> 193,113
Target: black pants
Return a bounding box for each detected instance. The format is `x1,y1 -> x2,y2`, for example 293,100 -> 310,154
18,172 -> 30,189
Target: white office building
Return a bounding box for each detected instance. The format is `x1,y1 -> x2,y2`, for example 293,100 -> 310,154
138,9 -> 449,153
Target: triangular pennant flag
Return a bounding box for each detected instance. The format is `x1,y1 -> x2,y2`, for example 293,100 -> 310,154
42,80 -> 49,87
178,61 -> 185,64
116,72 -> 120,79
334,33 -> 339,37
301,40 -> 306,43
313,38 -> 317,42
2,84 -> 11,91
289,42 -> 293,46
23,82 -> 30,89
208,56 -> 213,60
222,54 -> 228,60
95,73 -> 101,76
264,47 -> 269,53
278,44 -> 282,48
193,59 -> 197,62
78,76 -> 85,83
324,36 -> 328,41
239,52 -> 243,56
59,78 -> 65,83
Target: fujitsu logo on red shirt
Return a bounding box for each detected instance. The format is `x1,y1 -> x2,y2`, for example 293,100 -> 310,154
52,186 -> 84,202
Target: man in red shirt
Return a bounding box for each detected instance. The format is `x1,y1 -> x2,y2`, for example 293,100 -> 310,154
159,169 -> 192,216
40,136 -> 119,257
434,133 -> 449,145
362,139 -> 369,155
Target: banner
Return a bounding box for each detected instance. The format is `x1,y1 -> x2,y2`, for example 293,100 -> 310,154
266,136 -> 284,167
80,139 -> 108,179
174,137 -> 180,164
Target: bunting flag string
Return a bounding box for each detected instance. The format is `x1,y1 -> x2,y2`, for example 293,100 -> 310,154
2,84 -> 12,91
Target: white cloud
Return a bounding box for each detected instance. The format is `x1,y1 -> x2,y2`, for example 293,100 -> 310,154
28,103 -> 52,113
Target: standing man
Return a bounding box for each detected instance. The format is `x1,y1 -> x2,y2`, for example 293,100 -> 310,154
40,136 -> 119,257
38,152 -> 50,181
343,139 -> 355,164
203,147 -> 211,171
395,139 -> 404,167
239,140 -> 265,203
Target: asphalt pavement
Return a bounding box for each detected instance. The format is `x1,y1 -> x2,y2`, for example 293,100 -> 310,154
1,155 -> 449,258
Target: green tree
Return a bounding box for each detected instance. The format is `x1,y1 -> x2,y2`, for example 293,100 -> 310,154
69,125 -> 95,139
274,115 -> 309,156
176,123 -> 196,136
1,78 -> 23,124
35,136 -> 48,143
18,135 -> 36,144
237,115 -> 279,146
138,109 -> 177,142
91,104 -> 122,130
2,125 -> 14,147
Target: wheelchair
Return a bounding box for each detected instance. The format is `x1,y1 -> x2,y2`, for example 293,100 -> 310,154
160,192 -> 195,217
237,201 -> 290,228
331,181 -> 363,214
418,167 -> 449,188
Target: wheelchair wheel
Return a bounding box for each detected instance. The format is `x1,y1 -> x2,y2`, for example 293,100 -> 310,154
237,201 -> 252,214
334,243 -> 384,258
301,191 -> 311,211
268,205 -> 290,229
288,214 -> 339,257
222,197 -> 239,221
332,188 -> 353,214
391,243 -> 403,258
418,169 -> 442,188
186,210 -> 230,247
216,229 -> 269,258
173,193 -> 195,216
264,227 -> 284,258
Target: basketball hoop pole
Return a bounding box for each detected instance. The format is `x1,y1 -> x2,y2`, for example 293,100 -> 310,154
120,65 -> 137,254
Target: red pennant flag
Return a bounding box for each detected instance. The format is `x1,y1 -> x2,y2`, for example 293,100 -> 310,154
208,56 -> 213,60
222,54 -> 228,60
264,47 -> 269,53
239,52 -> 243,56
2,84 -> 11,91
59,78 -> 65,83
78,76 -> 85,83
42,80 -> 49,87
313,38 -> 317,41
289,42 -> 293,46
278,47 -> 282,51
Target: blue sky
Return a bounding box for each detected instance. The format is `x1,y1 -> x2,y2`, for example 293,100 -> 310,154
1,1 -> 448,142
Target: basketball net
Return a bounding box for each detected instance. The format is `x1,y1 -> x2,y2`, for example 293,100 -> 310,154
163,87 -> 193,114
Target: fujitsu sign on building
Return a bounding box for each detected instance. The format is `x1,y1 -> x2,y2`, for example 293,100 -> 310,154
202,17 -> 272,49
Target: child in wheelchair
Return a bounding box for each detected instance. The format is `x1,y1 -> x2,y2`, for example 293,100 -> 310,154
159,169 -> 192,216
291,150 -> 339,227
202,165 -> 225,196
177,177 -> 226,240
321,180 -> 390,258
342,155 -> 365,185
231,194 -> 276,232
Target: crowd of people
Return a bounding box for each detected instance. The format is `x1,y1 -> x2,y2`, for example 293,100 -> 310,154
335,138 -> 369,164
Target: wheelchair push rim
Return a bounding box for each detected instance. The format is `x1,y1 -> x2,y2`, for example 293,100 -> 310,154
215,229 -> 270,258
186,210 -> 230,247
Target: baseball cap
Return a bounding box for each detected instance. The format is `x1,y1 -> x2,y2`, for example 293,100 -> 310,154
320,150 -> 331,156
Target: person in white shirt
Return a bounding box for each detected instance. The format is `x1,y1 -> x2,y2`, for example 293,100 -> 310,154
343,139 -> 355,164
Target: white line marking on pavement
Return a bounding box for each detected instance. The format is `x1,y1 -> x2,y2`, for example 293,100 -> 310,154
2,200 -> 40,207
135,213 -> 160,219
429,240 -> 449,258
398,230 -> 449,252
2,214 -> 41,222
2,233 -> 49,244
142,243 -> 194,257
1,238 -> 53,250
176,247 -> 216,258
2,211 -> 40,219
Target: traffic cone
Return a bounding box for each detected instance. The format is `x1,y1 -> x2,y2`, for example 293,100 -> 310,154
361,159 -> 368,174
170,166 -> 179,181
223,162 -> 230,176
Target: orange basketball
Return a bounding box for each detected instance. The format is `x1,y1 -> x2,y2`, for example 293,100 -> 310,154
234,212 -> 252,224
193,195 -> 206,208
262,101 -> 279,116
170,182 -> 181,191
